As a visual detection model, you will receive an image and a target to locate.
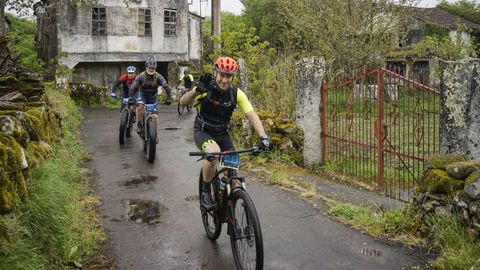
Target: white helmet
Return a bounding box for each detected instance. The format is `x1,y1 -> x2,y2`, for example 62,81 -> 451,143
126,66 -> 136,73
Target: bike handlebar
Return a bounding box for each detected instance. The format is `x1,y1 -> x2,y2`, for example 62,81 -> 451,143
189,147 -> 262,157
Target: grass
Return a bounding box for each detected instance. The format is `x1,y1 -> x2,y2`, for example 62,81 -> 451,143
0,88 -> 106,270
327,201 -> 421,244
425,215 -> 480,270
327,201 -> 480,270
265,171 -> 292,187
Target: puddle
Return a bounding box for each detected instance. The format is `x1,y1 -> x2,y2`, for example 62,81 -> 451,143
125,199 -> 166,224
164,127 -> 180,130
124,174 -> 157,186
361,248 -> 382,257
185,195 -> 199,201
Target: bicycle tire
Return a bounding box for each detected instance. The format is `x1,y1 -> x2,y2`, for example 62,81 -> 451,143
178,103 -> 185,115
146,119 -> 156,163
187,104 -> 193,112
119,110 -> 128,145
198,170 -> 222,240
126,110 -> 132,138
229,189 -> 264,270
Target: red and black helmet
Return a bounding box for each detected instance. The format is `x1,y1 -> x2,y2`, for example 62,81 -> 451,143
214,56 -> 238,74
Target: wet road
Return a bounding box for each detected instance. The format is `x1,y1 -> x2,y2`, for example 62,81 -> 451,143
82,106 -> 425,270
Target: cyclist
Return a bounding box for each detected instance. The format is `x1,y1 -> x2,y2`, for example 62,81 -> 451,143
180,56 -> 273,210
129,57 -> 173,134
175,68 -> 195,96
111,65 -> 137,111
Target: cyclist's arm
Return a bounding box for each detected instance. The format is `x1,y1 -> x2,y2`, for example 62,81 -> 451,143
111,77 -> 123,93
129,75 -> 142,96
237,89 -> 267,138
180,88 -> 204,106
157,74 -> 172,99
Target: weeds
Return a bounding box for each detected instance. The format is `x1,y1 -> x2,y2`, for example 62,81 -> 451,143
265,171 -> 292,187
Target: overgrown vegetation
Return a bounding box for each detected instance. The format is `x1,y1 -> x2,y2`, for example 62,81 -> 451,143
327,201 -> 480,270
0,88 -> 106,270
5,13 -> 44,72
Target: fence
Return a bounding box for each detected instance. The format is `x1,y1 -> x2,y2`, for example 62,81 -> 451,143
322,67 -> 440,201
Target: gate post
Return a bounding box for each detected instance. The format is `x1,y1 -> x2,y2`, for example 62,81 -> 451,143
439,58 -> 480,160
377,69 -> 385,187
295,56 -> 326,167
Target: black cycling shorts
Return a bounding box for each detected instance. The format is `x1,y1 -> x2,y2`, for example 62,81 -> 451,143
194,129 -> 235,152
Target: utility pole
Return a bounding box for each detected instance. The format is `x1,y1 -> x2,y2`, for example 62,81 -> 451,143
211,0 -> 221,50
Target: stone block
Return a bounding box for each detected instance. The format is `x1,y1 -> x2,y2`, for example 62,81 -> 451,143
446,161 -> 480,180
465,170 -> 480,199
424,154 -> 466,169
418,169 -> 464,193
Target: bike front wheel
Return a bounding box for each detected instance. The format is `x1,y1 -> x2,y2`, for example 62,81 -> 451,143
198,170 -> 222,240
119,109 -> 128,145
229,189 -> 264,270
146,119 -> 156,163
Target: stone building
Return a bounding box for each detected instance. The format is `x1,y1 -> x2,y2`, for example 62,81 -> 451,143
386,7 -> 480,86
33,0 -> 203,86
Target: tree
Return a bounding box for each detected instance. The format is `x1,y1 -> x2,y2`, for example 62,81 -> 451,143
437,0 -> 480,24
1,0 -> 35,36
280,0 -> 417,80
241,0 -> 289,48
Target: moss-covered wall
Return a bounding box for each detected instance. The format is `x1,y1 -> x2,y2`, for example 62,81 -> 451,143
230,110 -> 304,165
0,76 -> 62,214
415,154 -> 480,233
68,82 -> 109,106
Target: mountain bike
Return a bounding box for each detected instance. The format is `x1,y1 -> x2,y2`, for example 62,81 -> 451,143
119,97 -> 136,145
189,147 -> 264,270
177,87 -> 193,115
139,103 -> 158,163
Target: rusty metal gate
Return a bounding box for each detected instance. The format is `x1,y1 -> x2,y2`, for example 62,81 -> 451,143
321,67 -> 440,201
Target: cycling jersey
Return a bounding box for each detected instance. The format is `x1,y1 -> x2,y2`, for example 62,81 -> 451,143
130,71 -> 171,100
179,74 -> 194,90
111,73 -> 135,97
194,84 -> 253,135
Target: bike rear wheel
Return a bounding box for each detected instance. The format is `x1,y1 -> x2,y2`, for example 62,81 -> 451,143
177,103 -> 185,115
119,109 -> 128,145
229,189 -> 263,270
146,118 -> 156,163
198,170 -> 222,240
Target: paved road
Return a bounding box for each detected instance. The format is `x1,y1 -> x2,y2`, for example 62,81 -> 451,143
82,106 -> 426,270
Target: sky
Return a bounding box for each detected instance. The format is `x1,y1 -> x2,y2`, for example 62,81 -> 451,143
188,0 -> 457,16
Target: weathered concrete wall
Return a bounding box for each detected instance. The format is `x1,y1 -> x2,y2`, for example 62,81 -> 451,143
295,57 -> 325,167
188,13 -> 202,60
36,0 -> 201,68
440,58 -> 480,160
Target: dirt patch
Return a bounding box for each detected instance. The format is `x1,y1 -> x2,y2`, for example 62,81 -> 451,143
83,255 -> 114,270
185,194 -> 199,201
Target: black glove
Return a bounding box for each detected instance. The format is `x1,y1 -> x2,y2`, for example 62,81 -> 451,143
196,73 -> 213,94
259,136 -> 273,151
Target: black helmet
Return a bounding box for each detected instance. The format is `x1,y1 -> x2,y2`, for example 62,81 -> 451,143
184,68 -> 190,74
145,57 -> 157,68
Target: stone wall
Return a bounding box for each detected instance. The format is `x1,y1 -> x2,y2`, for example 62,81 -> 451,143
415,154 -> 480,233
440,58 -> 480,160
0,76 -> 62,214
230,110 -> 304,165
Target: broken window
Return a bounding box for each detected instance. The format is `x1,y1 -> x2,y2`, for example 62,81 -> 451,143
92,7 -> 106,35
138,8 -> 152,36
164,9 -> 177,37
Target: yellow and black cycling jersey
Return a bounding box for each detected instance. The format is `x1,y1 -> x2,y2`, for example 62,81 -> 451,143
194,86 -> 253,127
179,74 -> 194,89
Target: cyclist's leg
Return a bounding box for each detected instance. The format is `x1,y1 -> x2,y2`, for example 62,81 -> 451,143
194,129 -> 220,209
136,93 -> 146,132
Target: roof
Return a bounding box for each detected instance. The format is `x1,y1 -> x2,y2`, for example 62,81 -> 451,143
412,7 -> 480,31
189,11 -> 205,20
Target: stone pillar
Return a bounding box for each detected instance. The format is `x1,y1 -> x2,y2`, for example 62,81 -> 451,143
237,58 -> 248,93
295,56 -> 325,167
440,58 -> 480,160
